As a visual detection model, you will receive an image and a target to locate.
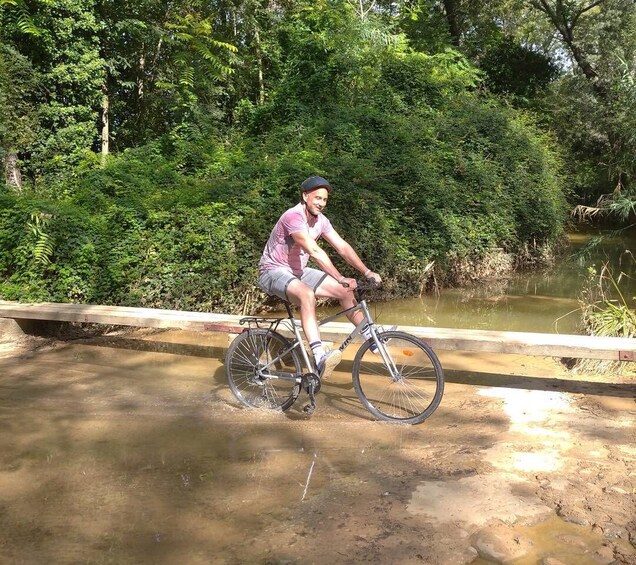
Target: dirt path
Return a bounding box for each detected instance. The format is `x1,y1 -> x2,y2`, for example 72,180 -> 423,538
0,328 -> 634,564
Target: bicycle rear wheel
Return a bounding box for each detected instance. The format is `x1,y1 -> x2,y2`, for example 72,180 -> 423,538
352,331 -> 444,425
225,328 -> 302,411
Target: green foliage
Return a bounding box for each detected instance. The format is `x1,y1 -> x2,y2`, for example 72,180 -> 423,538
527,0 -> 636,198
477,35 -> 558,98
0,0 -> 41,36
396,0 -> 636,202
0,182 -> 258,311
26,212 -> 54,266
155,13 -> 237,120
0,42 -> 39,170
0,0 -> 569,310
1,0 -> 105,181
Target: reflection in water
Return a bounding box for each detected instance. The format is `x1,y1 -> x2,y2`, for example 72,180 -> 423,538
319,226 -> 636,334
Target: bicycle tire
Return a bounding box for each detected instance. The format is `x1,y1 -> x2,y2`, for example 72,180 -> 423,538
225,328 -> 302,411
352,330 -> 444,425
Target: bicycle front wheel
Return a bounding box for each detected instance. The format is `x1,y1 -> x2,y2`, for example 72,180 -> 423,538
352,331 -> 444,425
225,329 -> 302,411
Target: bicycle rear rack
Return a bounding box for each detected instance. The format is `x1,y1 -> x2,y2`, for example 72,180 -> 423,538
239,316 -> 286,332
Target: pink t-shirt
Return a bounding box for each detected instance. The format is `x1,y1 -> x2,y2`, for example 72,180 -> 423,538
259,202 -> 334,276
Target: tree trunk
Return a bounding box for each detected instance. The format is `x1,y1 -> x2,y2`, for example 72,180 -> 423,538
531,0 -> 608,98
254,28 -> 265,105
443,0 -> 462,46
3,152 -> 22,190
563,39 -> 608,99
138,51 -> 145,100
101,85 -> 109,162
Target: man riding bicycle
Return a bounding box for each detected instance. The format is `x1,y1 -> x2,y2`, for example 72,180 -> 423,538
258,176 -> 382,380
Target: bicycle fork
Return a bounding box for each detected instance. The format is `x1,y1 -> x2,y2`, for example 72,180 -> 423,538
354,303 -> 402,382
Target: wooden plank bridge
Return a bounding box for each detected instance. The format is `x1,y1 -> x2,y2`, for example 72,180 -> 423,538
0,301 -> 634,362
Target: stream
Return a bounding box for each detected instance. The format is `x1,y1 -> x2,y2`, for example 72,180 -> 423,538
323,224 -> 636,334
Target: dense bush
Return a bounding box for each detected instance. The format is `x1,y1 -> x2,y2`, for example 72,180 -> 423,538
0,185 -> 258,311
0,88 -> 566,311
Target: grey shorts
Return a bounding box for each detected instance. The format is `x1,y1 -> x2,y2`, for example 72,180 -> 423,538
258,267 -> 328,301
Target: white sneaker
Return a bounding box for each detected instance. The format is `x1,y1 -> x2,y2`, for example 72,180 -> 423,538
317,349 -> 342,380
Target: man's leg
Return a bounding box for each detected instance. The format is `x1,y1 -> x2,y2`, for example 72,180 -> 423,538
286,278 -> 320,345
315,276 -> 380,352
259,268 -> 324,358
314,276 -> 364,326
287,277 -> 342,379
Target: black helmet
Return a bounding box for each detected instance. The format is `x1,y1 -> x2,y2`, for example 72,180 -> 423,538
301,176 -> 332,193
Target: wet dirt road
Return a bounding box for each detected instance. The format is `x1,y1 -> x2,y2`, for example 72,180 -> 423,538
0,328 -> 635,564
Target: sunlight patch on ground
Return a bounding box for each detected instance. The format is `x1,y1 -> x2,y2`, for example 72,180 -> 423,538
477,388 -> 574,426
616,444 -> 636,461
407,389 -> 575,524
483,442 -> 564,473
477,388 -> 577,473
0,342 -> 19,358
407,473 -> 552,527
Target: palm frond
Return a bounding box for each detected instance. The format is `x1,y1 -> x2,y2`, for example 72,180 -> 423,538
0,0 -> 42,36
26,212 -> 54,266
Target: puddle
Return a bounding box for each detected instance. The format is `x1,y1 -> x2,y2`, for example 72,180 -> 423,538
472,514 -> 635,565
409,478 -> 634,565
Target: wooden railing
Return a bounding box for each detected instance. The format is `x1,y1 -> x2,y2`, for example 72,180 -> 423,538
0,301 -> 634,361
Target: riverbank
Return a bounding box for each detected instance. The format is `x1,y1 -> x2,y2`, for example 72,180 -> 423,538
0,328 -> 634,564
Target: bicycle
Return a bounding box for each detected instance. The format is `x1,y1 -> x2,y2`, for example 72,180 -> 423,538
224,282 -> 444,425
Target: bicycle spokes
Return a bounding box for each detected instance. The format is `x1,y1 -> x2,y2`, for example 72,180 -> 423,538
225,329 -> 302,412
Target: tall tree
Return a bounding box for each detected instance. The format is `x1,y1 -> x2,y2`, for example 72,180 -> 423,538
529,0 -> 606,95
96,0 -> 237,150
0,43 -> 39,188
0,0 -> 41,187
527,0 -> 636,194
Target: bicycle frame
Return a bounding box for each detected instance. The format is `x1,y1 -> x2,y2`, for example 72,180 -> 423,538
250,296 -> 398,381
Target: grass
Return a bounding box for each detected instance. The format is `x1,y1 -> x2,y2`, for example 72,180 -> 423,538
573,257 -> 636,375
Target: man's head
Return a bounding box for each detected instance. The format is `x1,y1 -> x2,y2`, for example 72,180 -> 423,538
301,176 -> 332,217
301,176 -> 332,195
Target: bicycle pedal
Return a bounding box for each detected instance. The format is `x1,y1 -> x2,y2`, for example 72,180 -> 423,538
303,403 -> 315,415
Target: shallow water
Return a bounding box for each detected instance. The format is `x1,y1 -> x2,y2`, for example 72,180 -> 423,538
1,227 -> 634,563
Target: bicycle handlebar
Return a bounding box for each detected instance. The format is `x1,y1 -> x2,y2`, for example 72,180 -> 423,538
357,280 -> 381,291
340,279 -> 381,294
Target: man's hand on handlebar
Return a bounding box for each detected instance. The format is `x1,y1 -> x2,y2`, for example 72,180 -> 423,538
338,271 -> 382,289
339,276 -> 358,289
365,271 -> 382,286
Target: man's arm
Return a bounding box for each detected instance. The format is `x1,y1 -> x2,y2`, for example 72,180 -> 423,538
322,230 -> 382,284
291,231 -> 348,284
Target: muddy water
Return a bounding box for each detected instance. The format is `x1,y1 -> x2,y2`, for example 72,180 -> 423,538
1,327 -> 635,564
318,226 -> 636,334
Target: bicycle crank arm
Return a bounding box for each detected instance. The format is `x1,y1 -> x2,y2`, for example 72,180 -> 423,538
301,372 -> 320,415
